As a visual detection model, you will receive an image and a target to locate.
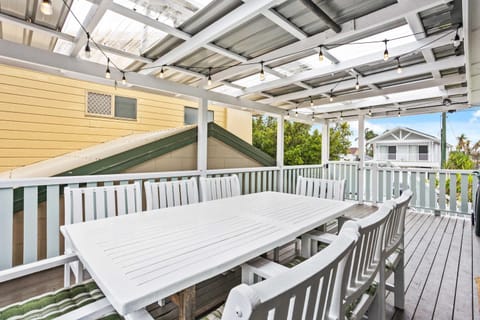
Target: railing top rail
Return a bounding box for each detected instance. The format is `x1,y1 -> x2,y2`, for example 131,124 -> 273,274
206,166 -> 280,175
0,170 -> 201,189
283,164 -> 325,169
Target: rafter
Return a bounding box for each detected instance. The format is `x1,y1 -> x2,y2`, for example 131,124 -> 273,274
139,0 -> 286,75
211,0 -> 452,83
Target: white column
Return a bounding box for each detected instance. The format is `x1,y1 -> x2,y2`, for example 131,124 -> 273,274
321,120 -> 330,178
358,115 -> 365,203
277,115 -> 284,192
197,97 -> 208,177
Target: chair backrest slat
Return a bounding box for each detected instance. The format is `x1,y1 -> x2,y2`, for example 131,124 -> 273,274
144,178 -> 199,211
296,176 -> 346,201
385,189 -> 413,256
199,175 -> 241,202
221,223 -> 359,320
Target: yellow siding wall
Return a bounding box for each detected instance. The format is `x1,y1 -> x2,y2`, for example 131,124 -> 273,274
0,64 -> 251,172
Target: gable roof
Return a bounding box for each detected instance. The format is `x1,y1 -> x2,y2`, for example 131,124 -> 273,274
367,127 -> 441,144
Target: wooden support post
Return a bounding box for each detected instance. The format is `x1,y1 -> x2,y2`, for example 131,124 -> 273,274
172,286 -> 196,320
277,115 -> 284,192
358,115 -> 365,203
197,98 -> 208,178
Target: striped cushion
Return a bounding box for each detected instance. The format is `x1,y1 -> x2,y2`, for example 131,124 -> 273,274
0,280 -> 121,320
198,304 -> 224,320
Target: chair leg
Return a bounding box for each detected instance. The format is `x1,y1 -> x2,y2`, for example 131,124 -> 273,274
300,235 -> 312,258
369,259 -> 386,319
394,253 -> 405,309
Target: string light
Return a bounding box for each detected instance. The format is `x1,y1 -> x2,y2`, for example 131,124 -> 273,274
295,107 -> 298,117
310,96 -> 314,107
311,113 -> 315,121
85,33 -> 91,58
105,58 -> 111,79
159,65 -> 165,79
285,111 -> 290,120
318,46 -> 324,62
397,108 -> 401,117
355,75 -> 359,90
259,61 -> 265,81
121,72 -> 126,85
383,39 -> 389,61
339,111 -> 343,121
207,67 -> 212,86
396,57 -> 402,74
329,89 -> 334,102
453,28 -> 461,47
368,108 -> 372,117
40,0 -> 53,16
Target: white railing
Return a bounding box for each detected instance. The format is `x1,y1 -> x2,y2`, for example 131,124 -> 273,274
1,162 -> 476,271
363,164 -> 478,216
0,165 -> 327,270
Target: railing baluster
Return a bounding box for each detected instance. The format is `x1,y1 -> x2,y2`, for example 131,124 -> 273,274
46,185 -> 60,258
378,169 -> 384,203
460,173 -> 469,214
262,171 -> 267,192
244,173 -> 250,194
393,171 -> 400,198
23,186 -> 38,264
410,171 -> 417,207
419,172 -> 426,209
450,173 -> 457,213
386,170 -> 392,200
365,168 -> 371,202
439,172 -> 446,211
0,188 -> 13,270
428,172 -> 436,212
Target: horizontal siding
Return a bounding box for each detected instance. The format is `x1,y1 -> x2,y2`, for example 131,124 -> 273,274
0,64 -> 230,171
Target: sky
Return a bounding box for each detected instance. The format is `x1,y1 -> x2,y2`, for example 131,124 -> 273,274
339,106 -> 480,148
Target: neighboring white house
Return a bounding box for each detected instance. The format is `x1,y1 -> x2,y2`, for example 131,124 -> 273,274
367,127 -> 449,168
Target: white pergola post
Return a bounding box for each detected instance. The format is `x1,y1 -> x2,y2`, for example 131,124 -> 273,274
197,97 -> 208,177
358,115 -> 365,203
321,120 -> 330,178
277,115 -> 284,192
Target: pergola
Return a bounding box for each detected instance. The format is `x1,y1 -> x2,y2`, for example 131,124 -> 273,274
0,0 -> 478,178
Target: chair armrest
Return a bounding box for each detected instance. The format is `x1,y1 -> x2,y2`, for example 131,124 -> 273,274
0,254 -> 77,283
241,257 -> 289,284
303,229 -> 338,244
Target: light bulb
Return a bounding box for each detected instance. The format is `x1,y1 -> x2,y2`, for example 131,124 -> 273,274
259,62 -> 265,81
311,114 -> 315,121
368,109 -> 372,117
396,58 -> 402,74
398,109 -> 401,117
160,66 -> 165,79
207,67 -> 212,86
40,0 -> 53,16
295,108 -> 298,117
318,46 -> 324,62
339,112 -> 343,121
310,96 -> 314,107
383,39 -> 389,61
329,95 -> 333,102
105,58 -> 110,79
85,42 -> 91,59
285,111 -> 290,120
121,73 -> 126,85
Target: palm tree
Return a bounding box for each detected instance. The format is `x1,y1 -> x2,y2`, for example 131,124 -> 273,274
471,140 -> 480,168
456,134 -> 468,152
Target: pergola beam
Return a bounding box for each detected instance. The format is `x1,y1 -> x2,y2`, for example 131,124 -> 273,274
0,39 -> 280,115
262,54 -> 464,104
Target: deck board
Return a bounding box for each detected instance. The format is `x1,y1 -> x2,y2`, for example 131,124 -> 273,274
1,208 -> 479,320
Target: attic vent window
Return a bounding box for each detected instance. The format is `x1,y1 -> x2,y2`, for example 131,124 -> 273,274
87,92 -> 111,115
86,92 -> 137,120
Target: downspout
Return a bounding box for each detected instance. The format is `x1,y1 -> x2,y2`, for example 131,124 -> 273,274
299,0 -> 341,33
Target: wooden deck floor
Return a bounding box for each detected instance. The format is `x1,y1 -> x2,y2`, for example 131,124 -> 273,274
1,207 -> 479,319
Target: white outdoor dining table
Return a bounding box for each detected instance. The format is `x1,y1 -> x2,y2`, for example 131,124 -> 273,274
61,191 -> 355,319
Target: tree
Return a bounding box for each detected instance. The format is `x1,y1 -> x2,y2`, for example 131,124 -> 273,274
364,128 -> 378,157
252,116 -> 352,165
445,151 -> 475,170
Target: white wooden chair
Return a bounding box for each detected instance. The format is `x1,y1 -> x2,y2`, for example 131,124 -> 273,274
63,182 -> 142,284
200,222 -> 359,320
144,178 -> 199,210
244,202 -> 394,320
296,176 -> 346,200
384,189 -> 413,310
199,174 -> 241,201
